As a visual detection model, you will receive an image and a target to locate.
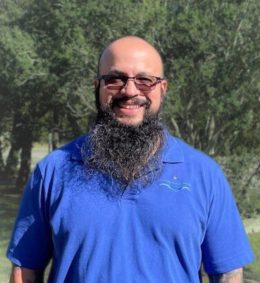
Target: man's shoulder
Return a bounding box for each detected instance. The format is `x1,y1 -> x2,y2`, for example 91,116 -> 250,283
38,135 -> 87,169
165,133 -> 221,170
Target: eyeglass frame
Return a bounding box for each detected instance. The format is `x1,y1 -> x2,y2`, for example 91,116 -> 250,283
97,74 -> 165,91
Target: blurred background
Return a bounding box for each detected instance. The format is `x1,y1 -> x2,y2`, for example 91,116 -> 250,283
0,0 -> 259,282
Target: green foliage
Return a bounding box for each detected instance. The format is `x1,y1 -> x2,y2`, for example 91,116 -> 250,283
162,0 -> 260,155
217,154 -> 260,217
0,0 -> 259,188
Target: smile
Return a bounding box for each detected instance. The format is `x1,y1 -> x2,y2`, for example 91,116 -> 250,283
112,97 -> 149,109
117,102 -> 145,109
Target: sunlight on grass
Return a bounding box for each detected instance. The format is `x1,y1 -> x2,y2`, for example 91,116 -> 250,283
245,232 -> 260,281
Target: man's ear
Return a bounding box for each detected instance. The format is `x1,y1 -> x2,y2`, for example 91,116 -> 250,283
161,79 -> 168,97
93,79 -> 99,88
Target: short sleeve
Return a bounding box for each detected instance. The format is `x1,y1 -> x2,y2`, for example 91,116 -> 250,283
6,165 -> 52,269
201,166 -> 255,274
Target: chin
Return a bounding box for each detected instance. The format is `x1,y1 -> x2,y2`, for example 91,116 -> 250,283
116,116 -> 144,127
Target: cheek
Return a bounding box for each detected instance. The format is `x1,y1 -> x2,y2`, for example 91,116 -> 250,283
99,89 -> 113,107
147,92 -> 163,109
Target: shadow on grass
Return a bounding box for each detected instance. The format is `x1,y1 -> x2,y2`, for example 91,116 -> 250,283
0,183 -> 22,283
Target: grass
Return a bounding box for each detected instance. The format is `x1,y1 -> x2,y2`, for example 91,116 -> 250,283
244,232 -> 260,281
0,186 -> 21,283
0,143 -> 49,282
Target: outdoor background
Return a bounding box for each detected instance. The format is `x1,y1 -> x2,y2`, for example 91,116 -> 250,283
0,0 -> 259,282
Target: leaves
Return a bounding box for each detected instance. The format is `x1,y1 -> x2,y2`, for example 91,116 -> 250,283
0,0 -> 259,188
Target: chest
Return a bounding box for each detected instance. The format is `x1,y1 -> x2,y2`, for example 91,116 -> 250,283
49,162 -> 210,246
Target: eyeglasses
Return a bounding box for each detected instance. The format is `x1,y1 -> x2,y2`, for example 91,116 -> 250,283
98,74 -> 164,91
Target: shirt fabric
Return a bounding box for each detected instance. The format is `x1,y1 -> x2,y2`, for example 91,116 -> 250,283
7,132 -> 254,283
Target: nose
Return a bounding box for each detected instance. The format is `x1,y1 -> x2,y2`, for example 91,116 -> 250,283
121,78 -> 140,97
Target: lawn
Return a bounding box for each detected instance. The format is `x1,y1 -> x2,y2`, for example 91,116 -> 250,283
244,232 -> 260,282
0,185 -> 21,283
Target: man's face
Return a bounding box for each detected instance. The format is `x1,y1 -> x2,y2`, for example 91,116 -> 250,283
96,40 -> 167,126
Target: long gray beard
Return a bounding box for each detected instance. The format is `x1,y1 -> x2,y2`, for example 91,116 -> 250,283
83,110 -> 165,187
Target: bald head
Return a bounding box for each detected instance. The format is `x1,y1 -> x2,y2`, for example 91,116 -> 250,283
96,36 -> 167,126
98,36 -> 164,77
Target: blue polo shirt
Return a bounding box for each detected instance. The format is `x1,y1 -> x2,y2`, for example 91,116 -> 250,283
7,133 -> 254,283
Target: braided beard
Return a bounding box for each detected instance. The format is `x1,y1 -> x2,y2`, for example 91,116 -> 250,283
83,107 -> 164,187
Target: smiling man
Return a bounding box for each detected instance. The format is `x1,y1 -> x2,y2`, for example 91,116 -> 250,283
97,36 -> 167,125
7,36 -> 254,283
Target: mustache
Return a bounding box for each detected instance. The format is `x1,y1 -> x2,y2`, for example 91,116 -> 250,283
110,96 -> 151,108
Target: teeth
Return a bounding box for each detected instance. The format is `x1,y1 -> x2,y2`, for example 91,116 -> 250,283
118,103 -> 141,109
124,105 -> 140,109
113,98 -> 147,110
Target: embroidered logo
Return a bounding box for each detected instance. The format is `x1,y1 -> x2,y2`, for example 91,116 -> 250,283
160,177 -> 191,192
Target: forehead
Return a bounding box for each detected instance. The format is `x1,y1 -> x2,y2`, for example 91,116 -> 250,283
99,38 -> 163,76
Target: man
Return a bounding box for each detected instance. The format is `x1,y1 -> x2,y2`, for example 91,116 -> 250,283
7,36 -> 254,283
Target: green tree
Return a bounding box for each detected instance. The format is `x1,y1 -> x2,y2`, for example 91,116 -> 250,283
0,0 -> 259,189
0,0 -> 49,185
161,0 -> 260,155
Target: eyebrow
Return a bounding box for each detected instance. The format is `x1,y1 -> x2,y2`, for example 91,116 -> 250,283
106,70 -> 127,76
106,70 -> 152,76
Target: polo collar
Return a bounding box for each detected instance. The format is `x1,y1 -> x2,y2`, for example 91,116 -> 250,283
70,135 -> 87,162
161,131 -> 184,163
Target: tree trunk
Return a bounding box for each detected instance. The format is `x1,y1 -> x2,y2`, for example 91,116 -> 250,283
0,138 -> 5,175
68,113 -> 82,137
4,137 -> 21,181
52,108 -> 60,150
15,131 -> 33,190
4,113 -> 24,180
52,128 -> 59,150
